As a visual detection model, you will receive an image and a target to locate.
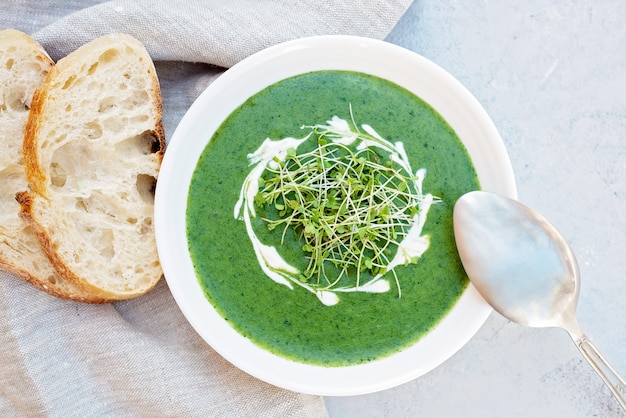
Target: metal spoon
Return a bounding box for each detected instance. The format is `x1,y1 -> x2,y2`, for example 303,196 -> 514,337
453,190 -> 626,410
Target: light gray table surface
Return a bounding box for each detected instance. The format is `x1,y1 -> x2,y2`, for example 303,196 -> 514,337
2,1 -> 625,417
326,1 -> 626,417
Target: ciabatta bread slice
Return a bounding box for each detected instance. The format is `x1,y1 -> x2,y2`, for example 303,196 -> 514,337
19,33 -> 165,301
0,29 -> 108,302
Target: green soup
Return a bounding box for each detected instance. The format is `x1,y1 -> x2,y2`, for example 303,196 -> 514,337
186,70 -> 479,366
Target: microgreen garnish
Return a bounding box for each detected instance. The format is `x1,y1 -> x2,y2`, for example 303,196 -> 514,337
234,107 -> 437,306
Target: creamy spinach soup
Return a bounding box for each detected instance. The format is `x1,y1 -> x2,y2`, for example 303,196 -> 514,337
187,70 -> 479,366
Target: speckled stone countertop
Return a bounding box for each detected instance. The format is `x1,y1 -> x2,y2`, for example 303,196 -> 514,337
325,1 -> 626,417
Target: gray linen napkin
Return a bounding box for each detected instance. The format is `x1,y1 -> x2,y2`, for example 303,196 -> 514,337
0,1 -> 412,416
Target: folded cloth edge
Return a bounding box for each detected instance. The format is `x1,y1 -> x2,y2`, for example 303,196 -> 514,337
34,0 -> 413,67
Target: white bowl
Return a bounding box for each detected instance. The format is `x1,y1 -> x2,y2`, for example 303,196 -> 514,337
155,35 -> 516,396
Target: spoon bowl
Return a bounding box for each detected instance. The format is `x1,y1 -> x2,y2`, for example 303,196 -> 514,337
454,190 -> 626,410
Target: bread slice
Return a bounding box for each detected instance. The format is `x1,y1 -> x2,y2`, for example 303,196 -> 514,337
0,29 -> 109,302
18,33 -> 166,301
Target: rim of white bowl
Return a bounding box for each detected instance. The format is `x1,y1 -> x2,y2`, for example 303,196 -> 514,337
155,35 -> 517,396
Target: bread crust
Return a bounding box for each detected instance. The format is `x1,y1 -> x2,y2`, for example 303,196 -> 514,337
22,84 -> 48,196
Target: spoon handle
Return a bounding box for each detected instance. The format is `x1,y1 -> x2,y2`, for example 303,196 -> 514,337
575,334 -> 626,410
